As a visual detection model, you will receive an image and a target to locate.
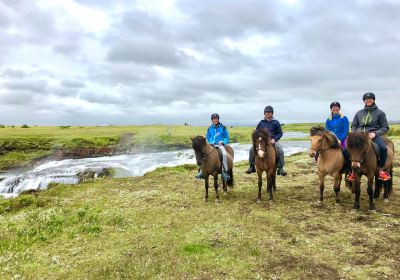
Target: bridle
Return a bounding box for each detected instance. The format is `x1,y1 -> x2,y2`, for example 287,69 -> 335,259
310,134 -> 337,155
197,144 -> 216,161
350,143 -> 370,165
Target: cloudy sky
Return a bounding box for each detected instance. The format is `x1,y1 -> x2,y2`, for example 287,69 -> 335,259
0,0 -> 399,126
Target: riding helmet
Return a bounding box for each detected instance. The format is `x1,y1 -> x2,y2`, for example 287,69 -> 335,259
264,105 -> 274,113
363,92 -> 376,101
210,113 -> 220,120
330,101 -> 341,109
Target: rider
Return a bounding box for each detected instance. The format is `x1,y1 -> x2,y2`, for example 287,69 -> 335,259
245,105 -> 287,176
195,113 -> 231,181
347,92 -> 391,181
326,101 -> 349,149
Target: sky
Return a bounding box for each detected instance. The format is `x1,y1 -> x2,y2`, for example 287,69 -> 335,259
0,0 -> 399,126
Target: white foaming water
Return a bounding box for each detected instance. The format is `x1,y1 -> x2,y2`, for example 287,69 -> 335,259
0,141 -> 309,198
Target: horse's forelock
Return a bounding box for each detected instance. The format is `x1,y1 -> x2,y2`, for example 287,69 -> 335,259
192,136 -> 206,151
252,129 -> 271,144
347,132 -> 369,150
310,126 -> 325,136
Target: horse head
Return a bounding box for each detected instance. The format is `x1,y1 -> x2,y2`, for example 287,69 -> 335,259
347,132 -> 370,169
191,135 -> 208,166
252,129 -> 271,159
309,126 -> 340,157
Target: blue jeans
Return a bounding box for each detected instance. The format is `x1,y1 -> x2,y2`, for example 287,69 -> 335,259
374,136 -> 387,168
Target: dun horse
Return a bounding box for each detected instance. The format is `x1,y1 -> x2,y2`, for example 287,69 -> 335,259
191,136 -> 234,202
347,132 -> 394,211
252,129 -> 277,203
309,127 -> 346,204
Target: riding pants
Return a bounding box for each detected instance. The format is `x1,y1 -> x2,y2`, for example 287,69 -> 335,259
215,145 -> 228,171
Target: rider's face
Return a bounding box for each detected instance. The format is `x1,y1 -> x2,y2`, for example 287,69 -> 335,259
212,117 -> 219,125
331,106 -> 340,114
364,98 -> 374,107
264,112 -> 273,119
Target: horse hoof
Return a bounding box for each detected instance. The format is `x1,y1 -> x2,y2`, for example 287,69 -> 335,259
269,200 -> 274,204
204,198 -> 208,202
317,200 -> 322,205
215,199 -> 221,204
334,202 -> 340,207
351,208 -> 358,213
369,209 -> 377,213
384,199 -> 389,203
256,199 -> 261,204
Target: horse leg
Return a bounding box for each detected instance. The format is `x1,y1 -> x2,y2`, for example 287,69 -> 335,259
334,173 -> 341,204
204,176 -> 209,202
367,176 -> 376,212
214,175 -> 220,202
353,177 -> 361,210
318,173 -> 325,203
222,177 -> 227,193
374,174 -> 381,199
257,171 -> 262,203
267,173 -> 274,202
273,173 -> 277,191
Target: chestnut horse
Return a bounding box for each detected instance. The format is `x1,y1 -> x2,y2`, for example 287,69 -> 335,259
252,129 -> 277,203
347,132 -> 394,211
191,136 -> 234,202
309,127 -> 346,204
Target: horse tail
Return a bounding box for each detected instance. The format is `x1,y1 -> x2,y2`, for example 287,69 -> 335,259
227,169 -> 234,187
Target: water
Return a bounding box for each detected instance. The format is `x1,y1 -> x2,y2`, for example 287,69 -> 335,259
0,140 -> 310,198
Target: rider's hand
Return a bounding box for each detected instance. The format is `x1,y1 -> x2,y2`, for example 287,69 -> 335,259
218,141 -> 223,145
369,132 -> 376,139
270,139 -> 275,144
338,140 -> 341,145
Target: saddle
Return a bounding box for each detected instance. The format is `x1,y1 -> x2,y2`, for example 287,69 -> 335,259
372,142 -> 380,162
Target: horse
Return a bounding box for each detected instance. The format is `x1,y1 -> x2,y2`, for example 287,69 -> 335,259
309,126 -> 346,204
191,136 -> 234,202
252,129 -> 277,203
347,132 -> 394,211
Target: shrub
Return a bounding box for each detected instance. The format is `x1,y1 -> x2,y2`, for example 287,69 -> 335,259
21,124 -> 30,128
0,124 -> 5,128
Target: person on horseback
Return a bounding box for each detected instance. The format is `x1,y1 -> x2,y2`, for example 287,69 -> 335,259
326,102 -> 349,149
195,113 -> 231,181
245,106 -> 287,176
347,92 -> 391,182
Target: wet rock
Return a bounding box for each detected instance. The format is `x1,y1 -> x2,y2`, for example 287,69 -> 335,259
20,189 -> 41,196
77,168 -> 114,183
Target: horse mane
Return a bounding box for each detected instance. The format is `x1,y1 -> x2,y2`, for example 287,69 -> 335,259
310,126 -> 325,136
310,126 -> 340,149
347,132 -> 369,150
191,135 -> 207,152
252,129 -> 271,145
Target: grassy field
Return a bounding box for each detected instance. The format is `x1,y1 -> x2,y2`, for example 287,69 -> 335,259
0,141 -> 399,279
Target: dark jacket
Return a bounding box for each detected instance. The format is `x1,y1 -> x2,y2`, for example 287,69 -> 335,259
256,118 -> 283,142
351,104 -> 389,136
206,123 -> 229,145
326,113 -> 349,142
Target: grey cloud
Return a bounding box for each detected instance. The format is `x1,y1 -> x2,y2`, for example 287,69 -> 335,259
79,91 -> 125,105
107,38 -> 188,67
0,91 -> 35,105
3,79 -> 48,93
61,80 -> 86,88
2,69 -> 27,79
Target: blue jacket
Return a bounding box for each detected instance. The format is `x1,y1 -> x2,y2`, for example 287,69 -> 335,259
256,118 -> 283,142
325,113 -> 349,142
206,123 -> 229,145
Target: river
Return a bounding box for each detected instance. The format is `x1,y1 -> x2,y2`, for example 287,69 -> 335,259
0,132 -> 310,198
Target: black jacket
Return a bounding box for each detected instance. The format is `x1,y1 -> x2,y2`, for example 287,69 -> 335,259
351,104 -> 389,136
256,118 -> 283,142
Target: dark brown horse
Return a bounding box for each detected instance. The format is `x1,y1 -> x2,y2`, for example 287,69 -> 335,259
191,136 -> 234,202
347,132 -> 394,211
309,126 -> 345,204
252,129 -> 277,203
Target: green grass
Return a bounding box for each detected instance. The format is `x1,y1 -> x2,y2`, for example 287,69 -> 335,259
0,144 -> 399,279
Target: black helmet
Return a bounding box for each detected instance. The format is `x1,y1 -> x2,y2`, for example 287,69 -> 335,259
363,92 -> 375,101
264,105 -> 274,113
210,113 -> 220,120
330,101 -> 341,109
